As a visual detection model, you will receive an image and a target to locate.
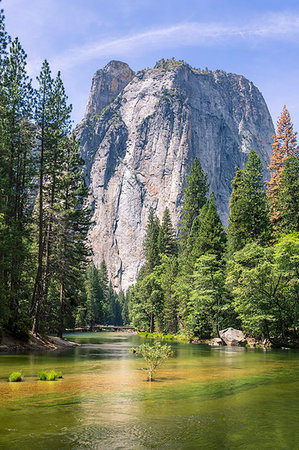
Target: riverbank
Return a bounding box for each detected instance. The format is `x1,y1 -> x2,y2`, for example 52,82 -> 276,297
0,332 -> 80,352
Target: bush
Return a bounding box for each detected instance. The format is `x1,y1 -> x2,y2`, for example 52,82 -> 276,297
9,371 -> 23,382
37,370 -> 63,381
46,370 -> 57,381
130,341 -> 173,381
37,370 -> 48,380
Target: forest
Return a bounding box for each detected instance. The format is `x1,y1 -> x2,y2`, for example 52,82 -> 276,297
0,7 -> 298,348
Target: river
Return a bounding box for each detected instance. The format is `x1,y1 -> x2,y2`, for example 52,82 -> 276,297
0,332 -> 298,449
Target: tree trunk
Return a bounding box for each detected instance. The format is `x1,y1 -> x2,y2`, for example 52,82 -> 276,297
150,311 -> 154,333
57,282 -> 64,338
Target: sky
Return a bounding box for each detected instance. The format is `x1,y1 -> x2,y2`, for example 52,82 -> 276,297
2,0 -> 299,131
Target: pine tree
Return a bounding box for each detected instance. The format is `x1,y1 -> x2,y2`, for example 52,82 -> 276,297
227,150 -> 271,255
276,156 -> 299,233
267,106 -> 298,226
31,60 -> 54,334
143,208 -> 161,274
96,260 -> 111,323
51,134 -> 90,337
31,63 -> 74,335
0,36 -> 34,336
158,207 -> 178,257
85,263 -> 101,329
188,193 -> 226,260
188,255 -> 227,338
180,157 -> 208,249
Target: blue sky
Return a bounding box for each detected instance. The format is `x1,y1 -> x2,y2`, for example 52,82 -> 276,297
3,0 -> 299,131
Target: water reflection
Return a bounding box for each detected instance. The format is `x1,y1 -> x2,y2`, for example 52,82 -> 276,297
0,332 -> 298,449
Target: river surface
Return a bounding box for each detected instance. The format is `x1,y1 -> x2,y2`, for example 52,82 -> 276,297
0,332 -> 298,449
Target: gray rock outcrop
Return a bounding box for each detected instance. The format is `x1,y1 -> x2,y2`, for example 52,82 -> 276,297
84,60 -> 134,118
76,59 -> 274,290
219,328 -> 247,346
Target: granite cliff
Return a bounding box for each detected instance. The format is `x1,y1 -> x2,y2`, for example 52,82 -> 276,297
76,59 -> 274,290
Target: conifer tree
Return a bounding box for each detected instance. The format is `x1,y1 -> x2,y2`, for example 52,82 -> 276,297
31,60 -> 54,334
267,106 -> 298,226
188,193 -> 226,260
143,208 -> 161,274
276,156 -> 299,233
51,134 -> 90,337
158,207 -> 178,257
85,263 -> 101,329
227,150 -> 271,255
0,36 -> 34,335
180,157 -> 208,248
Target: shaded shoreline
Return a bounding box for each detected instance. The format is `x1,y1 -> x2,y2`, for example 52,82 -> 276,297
0,332 -> 80,352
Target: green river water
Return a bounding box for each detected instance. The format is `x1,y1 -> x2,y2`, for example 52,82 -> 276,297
0,332 -> 298,449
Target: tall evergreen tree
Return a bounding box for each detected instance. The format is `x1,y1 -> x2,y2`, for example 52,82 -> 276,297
267,106 -> 298,226
143,208 -> 161,274
188,193 -> 226,261
276,156 -> 299,233
180,157 -> 208,249
0,36 -> 34,336
227,150 -> 271,255
51,134 -> 90,337
85,263 -> 101,329
158,207 -> 178,257
30,60 -> 54,334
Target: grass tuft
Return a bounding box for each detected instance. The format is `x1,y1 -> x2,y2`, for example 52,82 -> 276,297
37,370 -> 63,381
37,370 -> 48,380
9,371 -> 23,382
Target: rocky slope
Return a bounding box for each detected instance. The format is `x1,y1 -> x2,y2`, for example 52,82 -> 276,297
76,59 -> 274,291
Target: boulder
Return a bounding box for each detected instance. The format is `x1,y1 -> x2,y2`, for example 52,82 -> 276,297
219,328 -> 247,346
209,337 -> 225,346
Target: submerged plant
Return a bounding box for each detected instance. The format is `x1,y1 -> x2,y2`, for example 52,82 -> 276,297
130,340 -> 173,381
9,372 -> 23,382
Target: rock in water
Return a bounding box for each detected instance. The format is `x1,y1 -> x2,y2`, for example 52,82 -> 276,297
76,59 -> 274,290
219,328 -> 247,346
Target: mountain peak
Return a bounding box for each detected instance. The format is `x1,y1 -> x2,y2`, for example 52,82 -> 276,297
85,60 -> 134,117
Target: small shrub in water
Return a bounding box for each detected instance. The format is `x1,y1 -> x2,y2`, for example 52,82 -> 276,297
9,371 -> 23,382
130,340 -> 173,381
46,370 -> 57,381
38,370 -> 63,381
37,370 -> 48,380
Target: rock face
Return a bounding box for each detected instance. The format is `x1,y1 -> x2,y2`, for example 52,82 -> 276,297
84,60 -> 134,118
76,59 -> 274,290
219,328 -> 247,346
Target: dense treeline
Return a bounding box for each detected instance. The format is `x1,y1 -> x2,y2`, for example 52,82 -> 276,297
0,8 -> 122,340
127,109 -> 299,347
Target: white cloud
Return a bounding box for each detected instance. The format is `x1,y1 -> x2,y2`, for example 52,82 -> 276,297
47,12 -> 299,73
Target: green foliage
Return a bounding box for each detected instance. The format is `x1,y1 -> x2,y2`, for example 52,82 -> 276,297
130,340 -> 173,381
9,371 -> 23,382
37,370 -> 47,380
138,331 -> 189,343
38,370 -> 63,381
182,255 -> 231,339
276,156 -> 299,234
143,208 -> 161,274
187,193 -> 227,261
158,207 -> 178,257
180,157 -> 208,248
226,234 -> 298,345
46,370 -> 57,381
227,150 -> 272,255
